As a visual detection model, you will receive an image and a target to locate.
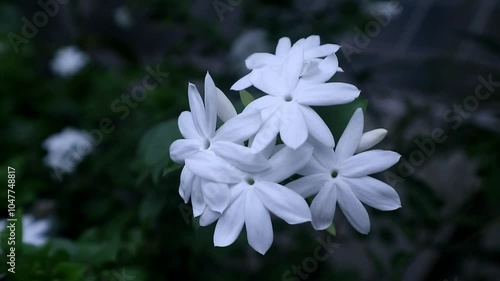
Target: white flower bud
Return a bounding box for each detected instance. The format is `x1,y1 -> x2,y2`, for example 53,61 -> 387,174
356,128 -> 388,153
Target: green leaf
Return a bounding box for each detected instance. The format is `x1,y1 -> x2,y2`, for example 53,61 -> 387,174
239,90 -> 254,107
314,97 -> 368,140
52,262 -> 86,281
326,224 -> 336,236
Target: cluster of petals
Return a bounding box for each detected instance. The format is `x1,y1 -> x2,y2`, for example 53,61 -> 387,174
169,35 -> 401,254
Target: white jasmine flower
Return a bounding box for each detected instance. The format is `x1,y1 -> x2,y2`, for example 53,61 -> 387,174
186,144 -> 314,254
50,46 -> 89,77
243,47 -> 360,152
0,215 -> 51,246
287,109 -> 401,233
169,73 -> 267,215
232,35 -> 342,90
43,127 -> 94,174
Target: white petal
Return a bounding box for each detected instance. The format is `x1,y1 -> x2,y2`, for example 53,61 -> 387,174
356,129 -> 388,153
312,145 -> 336,170
300,106 -> 335,148
336,180 -> 370,234
343,176 -> 401,211
204,73 -> 218,137
302,35 -> 320,49
185,152 -> 242,184
304,44 -> 340,60
200,208 -> 221,226
169,139 -> 201,163
191,177 -> 206,217
214,110 -> 262,143
258,144 -> 313,183
251,113 -> 281,153
214,192 -> 246,247
255,182 -> 311,224
216,88 -> 237,123
286,174 -> 328,198
201,179 -> 230,213
179,167 -> 194,203
294,83 -> 360,106
335,108 -> 364,163
300,53 -> 339,84
298,156 -> 328,176
341,150 -> 401,177
178,111 -> 200,139
210,141 -> 269,172
275,37 -> 292,57
244,96 -> 279,113
231,74 -> 252,91
279,103 -> 308,149
245,53 -> 280,69
188,83 -> 208,137
250,68 -> 286,97
283,46 -> 304,93
310,181 -> 337,230
245,190 -> 273,255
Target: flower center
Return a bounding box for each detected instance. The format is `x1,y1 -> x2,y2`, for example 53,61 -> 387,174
331,170 -> 339,178
284,95 -> 293,102
202,139 -> 210,150
246,178 -> 255,185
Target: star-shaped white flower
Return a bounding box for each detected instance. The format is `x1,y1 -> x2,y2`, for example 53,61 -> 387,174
287,108 -> 401,233
169,73 -> 268,215
232,35 -> 342,90
186,144 -> 314,254
242,47 -> 360,152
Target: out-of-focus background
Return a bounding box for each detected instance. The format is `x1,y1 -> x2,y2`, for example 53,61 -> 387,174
1,0 -> 499,280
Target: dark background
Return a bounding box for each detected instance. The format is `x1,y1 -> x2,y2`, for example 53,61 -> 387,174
1,0 -> 499,280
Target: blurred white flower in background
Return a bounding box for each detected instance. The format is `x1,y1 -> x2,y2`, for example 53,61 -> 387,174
50,46 -> 89,77
229,29 -> 271,75
364,1 -> 403,17
0,215 -> 51,246
43,127 -> 95,174
114,6 -> 133,28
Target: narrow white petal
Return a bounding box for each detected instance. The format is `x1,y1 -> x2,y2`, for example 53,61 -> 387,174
300,53 -> 339,84
286,174 -> 328,198
312,145 -> 336,170
300,106 -> 335,148
178,111 -> 200,139
256,182 -> 311,224
356,129 -> 388,153
294,83 -> 360,106
204,73 -> 218,137
335,108 -> 364,163
283,47 -> 304,93
201,179 -> 230,213
250,68 -> 286,97
298,156 -> 329,176
231,74 -> 252,91
185,152 -> 243,184
216,88 -> 237,123
191,177 -> 206,217
341,150 -> 401,177
251,113 -> 281,153
210,141 -> 269,172
304,44 -> 340,60
279,103 -> 308,149
169,139 -> 202,163
179,167 -> 195,203
200,208 -> 221,226
244,96 -> 279,113
344,176 -> 401,211
214,193 -> 246,247
310,182 -> 337,230
245,53 -> 280,69
188,83 -> 208,137
245,190 -> 273,255
258,144 -> 313,183
275,37 -> 292,57
337,180 -> 370,234
302,35 -> 320,49
214,110 -> 262,143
